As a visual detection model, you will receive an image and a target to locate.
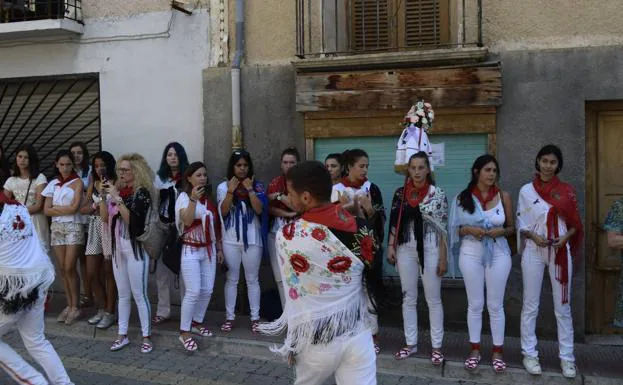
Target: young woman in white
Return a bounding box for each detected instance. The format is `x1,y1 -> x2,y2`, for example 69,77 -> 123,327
517,145 -> 582,379
101,153 -> 154,354
81,151 -> 118,329
449,154 -> 514,373
267,148 -> 300,307
387,152 -> 448,365
175,162 -> 223,351
153,142 -> 190,325
3,144 -> 49,253
69,141 -> 93,309
42,150 -> 85,326
217,150 -> 268,333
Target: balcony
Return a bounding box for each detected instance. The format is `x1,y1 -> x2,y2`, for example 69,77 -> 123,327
0,0 -> 83,40
295,0 -> 486,70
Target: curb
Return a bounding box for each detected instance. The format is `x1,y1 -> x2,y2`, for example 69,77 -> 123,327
43,317 -> 616,385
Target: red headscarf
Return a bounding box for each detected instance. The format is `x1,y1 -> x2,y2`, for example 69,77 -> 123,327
302,203 -> 357,233
532,174 -> 583,304
341,176 -> 368,190
404,180 -> 430,208
471,185 -> 500,209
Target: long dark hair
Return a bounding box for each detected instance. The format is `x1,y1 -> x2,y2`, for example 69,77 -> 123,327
341,148 -> 368,176
535,144 -> 564,174
157,142 -> 189,181
91,151 -> 117,182
54,150 -> 76,176
0,144 -> 10,185
226,149 -> 255,180
69,141 -> 90,178
11,144 -> 40,179
457,154 -> 500,214
408,152 -> 435,185
182,161 -> 212,196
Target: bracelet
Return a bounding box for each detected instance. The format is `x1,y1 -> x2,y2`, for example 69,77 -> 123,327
190,197 -> 197,203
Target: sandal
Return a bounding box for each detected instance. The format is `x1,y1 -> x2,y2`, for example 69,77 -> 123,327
191,322 -> 214,337
152,315 -> 169,325
464,355 -> 481,371
374,343 -> 381,355
251,320 -> 260,334
179,335 -> 198,352
492,358 -> 507,373
141,338 -> 153,354
431,350 -> 444,366
220,320 -> 234,333
394,346 -> 416,360
110,336 -> 129,351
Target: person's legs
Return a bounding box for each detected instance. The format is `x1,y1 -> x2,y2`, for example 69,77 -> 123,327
113,252 -> 132,337
268,232 -> 286,306
103,259 -> 117,315
180,248 -> 201,332
548,252 -> 575,362
17,299 -> 74,384
294,339 -> 342,385
223,243 -> 243,321
421,244 -> 444,349
459,243 -> 486,347
193,252 -> 216,324
520,250 -> 546,359
396,245 -> 419,347
86,254 -> 106,312
155,256 -> 173,319
241,245 -> 263,321
334,330 -> 377,385
65,244 -> 82,310
484,249 -> 512,347
126,251 -> 152,338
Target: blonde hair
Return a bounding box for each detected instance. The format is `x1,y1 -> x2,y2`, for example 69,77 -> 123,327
116,153 -> 156,205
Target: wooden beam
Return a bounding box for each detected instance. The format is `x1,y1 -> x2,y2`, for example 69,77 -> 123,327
305,113 -> 496,138
305,106 -> 496,120
487,133 -> 497,155
305,138 -> 314,160
297,85 -> 501,112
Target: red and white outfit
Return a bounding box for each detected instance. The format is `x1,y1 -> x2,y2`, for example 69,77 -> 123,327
517,176 -> 583,363
175,192 -> 219,332
0,194 -> 74,385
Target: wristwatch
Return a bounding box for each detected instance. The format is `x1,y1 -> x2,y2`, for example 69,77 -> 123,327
276,193 -> 284,201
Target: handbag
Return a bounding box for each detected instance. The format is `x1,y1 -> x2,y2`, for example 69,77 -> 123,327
161,225 -> 182,275
136,204 -> 167,260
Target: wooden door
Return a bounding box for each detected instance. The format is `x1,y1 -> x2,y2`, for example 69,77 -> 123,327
587,106 -> 623,334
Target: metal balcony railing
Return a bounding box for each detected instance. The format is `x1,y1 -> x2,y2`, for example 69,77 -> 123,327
296,0 -> 482,58
0,0 -> 82,24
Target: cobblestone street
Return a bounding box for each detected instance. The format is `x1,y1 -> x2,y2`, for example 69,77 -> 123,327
0,332 -> 476,385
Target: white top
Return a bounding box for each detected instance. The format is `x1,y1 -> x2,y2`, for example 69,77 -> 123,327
3,174 -> 47,206
175,192 -> 217,259
41,178 -> 83,223
154,175 -> 178,220
483,195 -> 506,227
75,166 -> 92,192
216,181 -> 261,246
154,175 -> 175,190
331,180 -> 372,204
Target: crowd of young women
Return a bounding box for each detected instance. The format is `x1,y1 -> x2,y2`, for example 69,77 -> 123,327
0,141 -> 590,378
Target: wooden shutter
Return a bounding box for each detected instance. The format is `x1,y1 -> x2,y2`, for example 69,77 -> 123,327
403,0 -> 449,47
352,0 -> 391,51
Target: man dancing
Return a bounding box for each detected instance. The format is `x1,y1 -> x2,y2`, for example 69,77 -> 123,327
0,192 -> 74,385
258,161 -> 378,385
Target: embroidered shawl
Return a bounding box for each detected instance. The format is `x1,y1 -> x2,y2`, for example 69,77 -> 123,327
256,216 -> 375,356
449,194 -> 510,268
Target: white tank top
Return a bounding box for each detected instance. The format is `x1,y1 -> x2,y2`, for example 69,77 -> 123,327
483,194 -> 505,227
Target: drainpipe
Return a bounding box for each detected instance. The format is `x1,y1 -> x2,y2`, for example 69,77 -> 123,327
231,0 -> 244,151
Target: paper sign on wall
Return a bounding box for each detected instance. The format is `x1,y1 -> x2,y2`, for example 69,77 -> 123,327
431,143 -> 445,167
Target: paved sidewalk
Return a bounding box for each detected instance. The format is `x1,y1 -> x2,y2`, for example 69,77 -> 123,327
33,296 -> 623,385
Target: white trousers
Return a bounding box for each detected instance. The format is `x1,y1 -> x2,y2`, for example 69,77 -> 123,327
180,246 -> 216,331
223,243 -> 262,321
521,247 -> 574,361
459,240 -> 511,346
268,232 -> 286,307
294,329 -> 376,385
0,299 -> 74,385
113,238 -> 151,337
396,242 -> 444,348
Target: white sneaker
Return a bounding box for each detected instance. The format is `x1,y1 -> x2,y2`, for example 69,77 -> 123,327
96,312 -> 116,329
523,356 -> 542,375
561,359 -> 577,378
88,310 -> 105,325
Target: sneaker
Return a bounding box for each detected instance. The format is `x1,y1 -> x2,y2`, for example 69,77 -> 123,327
88,310 -> 105,325
56,307 -> 70,323
110,336 -> 130,351
561,359 -> 577,378
65,308 -> 82,326
523,356 -> 542,375
96,312 -> 116,329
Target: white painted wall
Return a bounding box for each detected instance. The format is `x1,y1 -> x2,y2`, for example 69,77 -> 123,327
0,10 -> 216,168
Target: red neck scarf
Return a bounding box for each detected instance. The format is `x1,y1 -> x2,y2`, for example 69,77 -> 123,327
302,203 -> 357,233
187,197 -> 218,259
471,185 -> 500,209
170,172 -> 181,183
58,172 -> 79,187
342,176 -> 368,190
404,180 -> 430,208
532,174 -> 583,304
119,186 -> 134,199
268,175 -> 290,211
233,182 -> 251,201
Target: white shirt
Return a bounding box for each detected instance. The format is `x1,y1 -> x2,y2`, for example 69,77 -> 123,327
41,178 -> 82,223
216,182 -> 261,246
3,174 -> 47,206
175,192 -> 217,259
331,180 -> 372,203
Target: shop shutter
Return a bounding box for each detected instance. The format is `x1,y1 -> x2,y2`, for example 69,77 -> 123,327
314,133 -> 488,278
